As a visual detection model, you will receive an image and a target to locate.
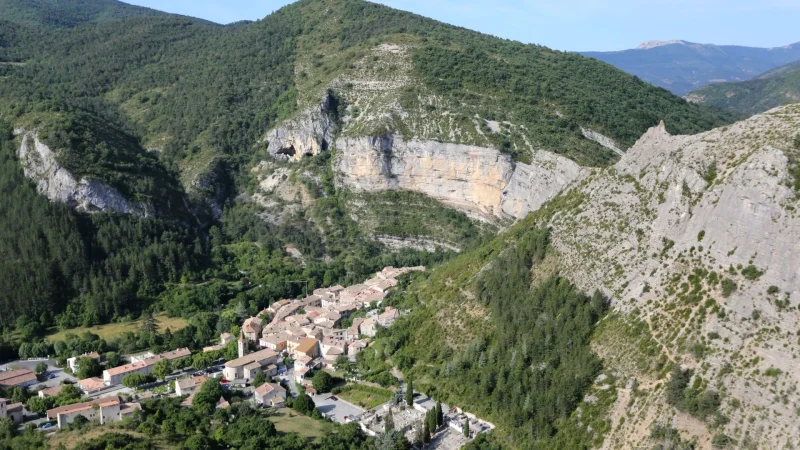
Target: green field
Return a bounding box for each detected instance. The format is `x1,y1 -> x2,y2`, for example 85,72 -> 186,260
269,408 -> 332,440
336,384 -> 393,410
46,313 -> 188,342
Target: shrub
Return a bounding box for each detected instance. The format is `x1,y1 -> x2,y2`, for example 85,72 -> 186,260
740,265 -> 763,280
721,278 -> 737,297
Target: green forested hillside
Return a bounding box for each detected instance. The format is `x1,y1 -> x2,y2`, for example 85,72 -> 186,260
0,0 -> 730,361
688,60 -> 800,115
0,0 -> 181,29
356,224 -> 609,448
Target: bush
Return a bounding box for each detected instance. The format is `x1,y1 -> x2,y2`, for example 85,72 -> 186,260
740,265 -> 763,280
721,278 -> 737,297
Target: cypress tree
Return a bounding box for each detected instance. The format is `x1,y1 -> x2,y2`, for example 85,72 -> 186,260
405,378 -> 413,407
463,419 -> 470,438
423,419 -> 431,444
436,401 -> 444,426
385,409 -> 394,432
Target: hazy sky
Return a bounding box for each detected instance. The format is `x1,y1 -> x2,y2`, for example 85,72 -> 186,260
125,0 -> 800,52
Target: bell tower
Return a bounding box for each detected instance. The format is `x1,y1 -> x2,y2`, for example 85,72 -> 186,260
237,330 -> 248,358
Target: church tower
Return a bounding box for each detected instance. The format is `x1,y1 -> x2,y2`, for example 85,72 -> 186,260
237,330 -> 248,358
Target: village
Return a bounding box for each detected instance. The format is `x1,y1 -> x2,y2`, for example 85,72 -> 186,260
0,266 -> 493,449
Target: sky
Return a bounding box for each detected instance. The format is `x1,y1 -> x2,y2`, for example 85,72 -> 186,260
124,0 -> 800,52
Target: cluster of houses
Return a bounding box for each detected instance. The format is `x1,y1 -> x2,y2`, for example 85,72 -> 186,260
224,266 -> 423,386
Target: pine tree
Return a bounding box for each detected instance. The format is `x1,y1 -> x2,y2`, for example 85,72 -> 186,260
405,378 -> 413,407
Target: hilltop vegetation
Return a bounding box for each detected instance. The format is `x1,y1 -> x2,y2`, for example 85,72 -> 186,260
0,0 -> 179,29
688,60 -> 800,115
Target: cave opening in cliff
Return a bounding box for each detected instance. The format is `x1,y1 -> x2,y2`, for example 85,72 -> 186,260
321,139 -> 329,151
276,145 -> 296,157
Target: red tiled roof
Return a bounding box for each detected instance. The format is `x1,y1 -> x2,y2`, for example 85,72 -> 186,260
39,385 -> 64,397
78,377 -> 105,391
47,396 -> 121,419
0,369 -> 36,387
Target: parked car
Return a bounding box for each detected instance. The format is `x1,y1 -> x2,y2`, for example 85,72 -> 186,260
47,375 -> 56,380
41,423 -> 54,429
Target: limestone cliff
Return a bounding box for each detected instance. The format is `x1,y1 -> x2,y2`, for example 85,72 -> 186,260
263,95 -> 336,161
543,105 -> 800,449
335,135 -> 582,221
16,130 -> 149,216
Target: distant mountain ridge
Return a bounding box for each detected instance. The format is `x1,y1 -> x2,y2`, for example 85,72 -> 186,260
582,40 -> 800,95
687,59 -> 800,115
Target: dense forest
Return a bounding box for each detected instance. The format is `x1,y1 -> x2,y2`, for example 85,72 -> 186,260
359,228 -> 609,448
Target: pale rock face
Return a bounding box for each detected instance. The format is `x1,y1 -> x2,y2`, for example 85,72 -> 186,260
263,99 -> 335,161
548,105 -> 800,449
335,135 -> 581,220
17,131 -> 146,216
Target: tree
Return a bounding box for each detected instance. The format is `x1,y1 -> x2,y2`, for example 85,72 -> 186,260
293,393 -> 316,416
70,415 -> 90,430
26,396 -> 52,415
385,408 -> 394,432
377,428 -> 409,450
252,371 -> 267,388
312,371 -> 334,394
0,418 -> 17,440
140,310 -> 158,335
35,362 -> 48,375
193,351 -> 213,371
76,357 -> 101,379
122,373 -> 151,389
193,378 -> 224,415
152,359 -> 172,381
463,419 -> 470,438
104,352 -> 122,368
422,419 -> 431,445
435,401 -> 444,427
405,378 -> 413,407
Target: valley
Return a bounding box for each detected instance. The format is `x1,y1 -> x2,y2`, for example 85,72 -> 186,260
0,0 -> 798,449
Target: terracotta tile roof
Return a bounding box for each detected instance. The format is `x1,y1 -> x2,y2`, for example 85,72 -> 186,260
105,348 -> 190,376
295,338 -> 319,355
78,377 -> 105,391
224,348 -> 278,368
254,382 -> 283,396
47,396 -> 121,419
39,385 -> 64,397
0,369 -> 36,387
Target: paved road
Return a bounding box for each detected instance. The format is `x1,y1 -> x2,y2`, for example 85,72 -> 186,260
311,392 -> 365,423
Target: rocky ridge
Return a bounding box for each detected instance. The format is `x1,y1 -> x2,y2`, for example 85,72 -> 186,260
542,105 -> 800,449
15,130 -> 149,216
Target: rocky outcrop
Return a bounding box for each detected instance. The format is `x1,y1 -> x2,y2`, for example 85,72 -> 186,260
580,126 -> 624,155
335,135 -> 581,220
546,105 -> 800,449
16,131 -> 147,216
263,95 -> 336,161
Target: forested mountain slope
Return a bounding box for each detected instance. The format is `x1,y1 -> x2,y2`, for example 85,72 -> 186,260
0,0 -> 734,329
582,40 -> 800,95
0,0 -> 189,28
687,60 -> 800,115
376,104 -> 800,449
